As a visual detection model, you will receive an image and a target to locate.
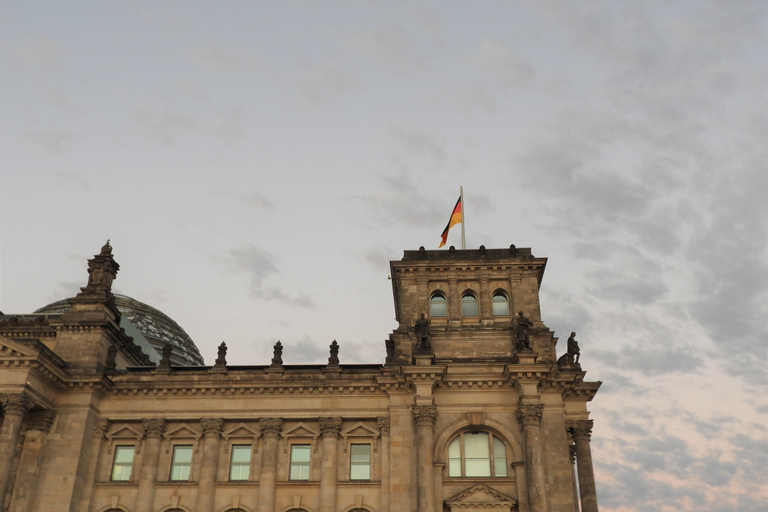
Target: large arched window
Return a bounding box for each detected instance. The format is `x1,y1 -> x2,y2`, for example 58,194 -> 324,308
430,293 -> 447,317
461,293 -> 478,317
448,432 -> 507,478
492,292 -> 510,316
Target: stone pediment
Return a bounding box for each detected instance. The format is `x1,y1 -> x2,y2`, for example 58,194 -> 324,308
222,422 -> 260,440
281,422 -> 319,440
0,336 -> 39,358
340,422 -> 380,439
445,484 -> 516,511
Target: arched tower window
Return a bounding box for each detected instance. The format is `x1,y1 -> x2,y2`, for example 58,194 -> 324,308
447,432 -> 508,478
430,293 -> 447,317
492,292 -> 510,316
461,293 -> 478,317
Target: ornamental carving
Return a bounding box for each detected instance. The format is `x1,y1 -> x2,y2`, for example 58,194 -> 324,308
516,404 -> 544,427
200,418 -> 224,437
567,419 -> 593,441
319,417 -> 342,437
142,418 -> 167,438
377,417 -> 391,434
28,410 -> 56,433
77,241 -> 120,298
0,393 -> 35,417
93,419 -> 111,438
260,417 -> 283,437
412,405 -> 437,428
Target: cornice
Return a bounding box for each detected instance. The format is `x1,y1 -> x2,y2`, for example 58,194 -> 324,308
107,382 -> 388,396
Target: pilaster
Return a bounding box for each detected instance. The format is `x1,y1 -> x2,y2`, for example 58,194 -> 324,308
198,418 -> 224,512
257,417 -> 282,512
518,404 -> 548,512
568,420 -> 598,512
135,418 -> 166,512
412,405 -> 437,512
318,417 -> 342,512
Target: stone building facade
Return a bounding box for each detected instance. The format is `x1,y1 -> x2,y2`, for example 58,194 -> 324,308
0,243 -> 601,512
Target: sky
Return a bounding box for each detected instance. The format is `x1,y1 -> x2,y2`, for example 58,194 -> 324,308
1,1 -> 766,510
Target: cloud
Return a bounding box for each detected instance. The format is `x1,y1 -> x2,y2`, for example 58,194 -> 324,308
4,36 -> 67,74
215,191 -> 274,211
222,245 -> 314,308
387,125 -> 446,160
23,131 -> 76,156
186,42 -> 264,73
472,38 -> 534,89
342,26 -> 422,73
591,346 -> 703,376
297,62 -> 359,106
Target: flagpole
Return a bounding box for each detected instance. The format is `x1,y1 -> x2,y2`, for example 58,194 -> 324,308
460,186 -> 465,249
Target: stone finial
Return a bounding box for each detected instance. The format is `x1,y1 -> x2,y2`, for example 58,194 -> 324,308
516,404 -> 544,427
0,393 -> 35,417
412,405 -> 438,428
259,417 -> 283,437
319,417 -> 342,437
142,418 -> 167,438
327,340 -> 340,367
157,344 -> 172,371
214,342 -> 227,368
76,240 -> 120,298
201,418 -> 224,437
270,341 -> 283,368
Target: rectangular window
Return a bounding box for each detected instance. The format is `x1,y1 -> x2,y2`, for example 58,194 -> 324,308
464,432 -> 491,477
350,444 -> 371,480
229,445 -> 251,481
111,445 -> 135,481
289,444 -> 311,480
170,445 -> 193,481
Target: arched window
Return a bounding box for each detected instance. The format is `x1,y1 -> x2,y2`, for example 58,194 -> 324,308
461,293 -> 478,317
492,292 -> 509,316
448,432 -> 508,478
430,293 -> 447,317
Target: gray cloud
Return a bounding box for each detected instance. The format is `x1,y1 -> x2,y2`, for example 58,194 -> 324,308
297,62 -> 359,107
186,42 -> 263,73
591,346 -> 703,375
387,126 -> 446,161
23,131 -> 76,156
215,191 -> 274,211
472,38 -> 534,90
223,245 -> 314,308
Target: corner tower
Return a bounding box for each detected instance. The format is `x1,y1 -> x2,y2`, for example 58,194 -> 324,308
388,244 -> 554,365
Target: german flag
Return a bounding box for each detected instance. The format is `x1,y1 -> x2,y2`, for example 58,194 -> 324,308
439,196 -> 462,248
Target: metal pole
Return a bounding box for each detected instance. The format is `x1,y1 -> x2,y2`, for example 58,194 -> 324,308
460,186 -> 465,249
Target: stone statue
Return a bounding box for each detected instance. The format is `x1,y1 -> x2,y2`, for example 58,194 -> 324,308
328,340 -> 340,367
414,313 -> 431,351
515,311 -> 533,350
214,341 -> 227,368
270,341 -> 283,368
567,332 -> 580,364
158,343 -> 172,370
385,336 -> 394,365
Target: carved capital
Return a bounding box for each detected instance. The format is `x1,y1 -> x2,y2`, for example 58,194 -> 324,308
0,393 -> 35,417
567,419 -> 593,441
412,405 -> 437,428
259,417 -> 283,437
142,418 -> 167,438
319,417 -> 342,437
93,419 -> 111,438
377,417 -> 391,435
27,410 -> 56,433
201,418 -> 224,437
516,404 -> 544,427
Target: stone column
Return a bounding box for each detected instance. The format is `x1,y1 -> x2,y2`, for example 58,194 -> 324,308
413,405 -> 437,512
257,418 -> 282,512
134,419 -> 166,512
7,409 -> 54,512
569,444 -> 579,512
517,405 -> 548,512
378,417 -> 391,512
448,277 -> 459,322
319,417 -> 342,512
569,420 -> 598,512
198,418 -> 224,512
0,393 -> 34,504
86,420 -> 111,512
479,275 -> 491,320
